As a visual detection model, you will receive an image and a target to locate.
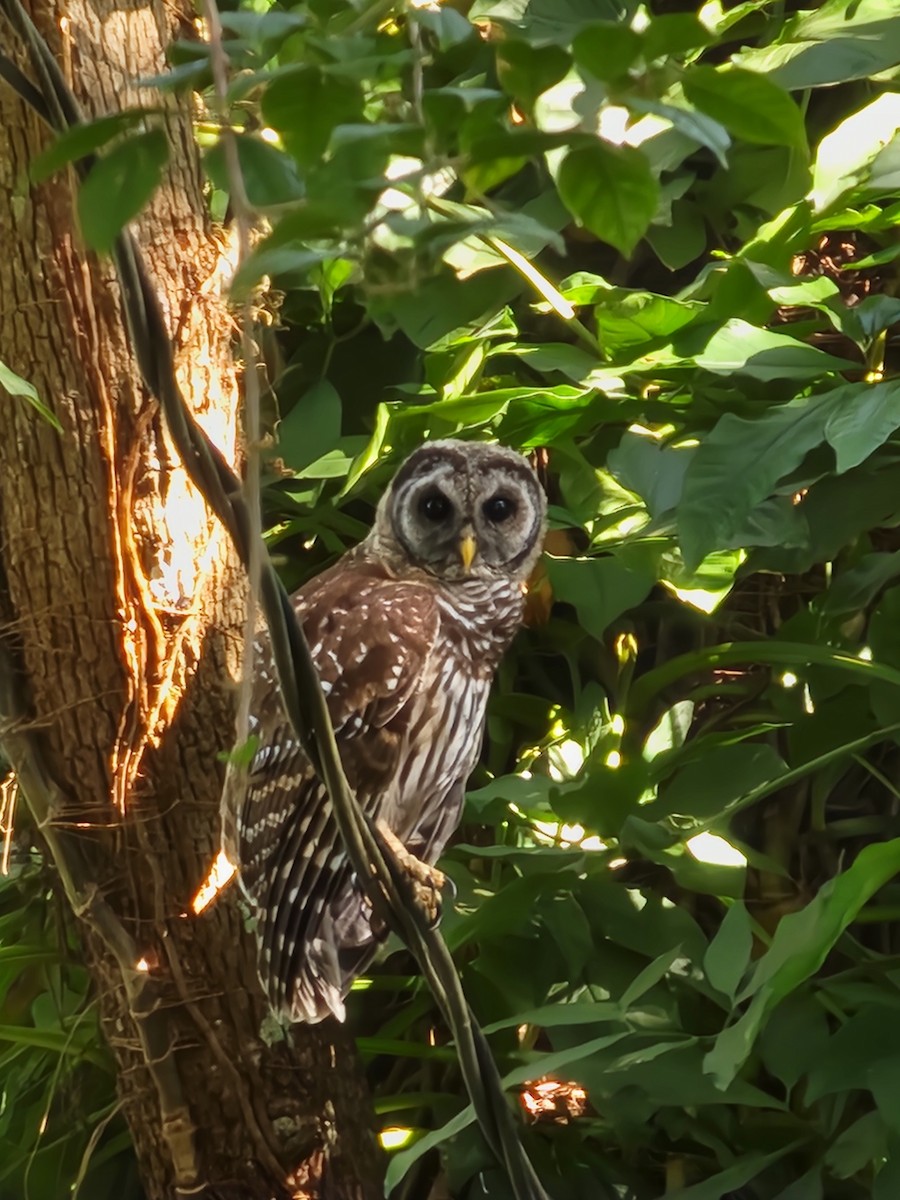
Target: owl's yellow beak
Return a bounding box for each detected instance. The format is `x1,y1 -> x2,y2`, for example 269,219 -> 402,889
459,531 -> 478,572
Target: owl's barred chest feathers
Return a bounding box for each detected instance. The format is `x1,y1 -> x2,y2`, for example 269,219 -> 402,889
297,550 -> 524,838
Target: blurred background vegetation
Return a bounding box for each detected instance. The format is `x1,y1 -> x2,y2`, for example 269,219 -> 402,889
6,0 -> 900,1196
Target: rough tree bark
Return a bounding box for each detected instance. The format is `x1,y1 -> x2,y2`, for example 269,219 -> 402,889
0,2 -> 382,1196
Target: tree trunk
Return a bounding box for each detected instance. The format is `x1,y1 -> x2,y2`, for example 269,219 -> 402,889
0,2 -> 382,1196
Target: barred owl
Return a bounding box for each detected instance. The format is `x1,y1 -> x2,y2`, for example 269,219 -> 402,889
223,439 -> 546,1023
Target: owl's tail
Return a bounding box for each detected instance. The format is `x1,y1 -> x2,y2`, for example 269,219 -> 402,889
285,888 -> 380,1024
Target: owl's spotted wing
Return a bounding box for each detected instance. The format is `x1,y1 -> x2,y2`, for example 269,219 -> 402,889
229,561 -> 441,1021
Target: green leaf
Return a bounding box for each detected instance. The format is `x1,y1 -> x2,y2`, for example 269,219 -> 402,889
620,945 -> 685,1007
0,362 -> 61,431
482,1001 -> 621,1034
703,902 -> 753,1000
261,67 -> 364,167
708,838 -> 900,1086
647,199 -> 707,270
744,838 -> 900,1003
820,551 -> 900,617
608,433 -> 693,518
495,40 -> 571,109
684,66 -> 806,149
0,1024 -> 109,1069
825,1112 -> 887,1180
678,388 -> 845,568
77,130 -> 169,255
691,318 -> 855,380
572,22 -> 642,81
823,380 -> 900,473
30,110 -> 148,182
205,136 -> 304,207
218,9 -> 307,42
666,1147 -> 799,1200
470,0 -> 634,44
759,995 -> 830,1092
275,381 -> 343,473
642,13 -> 713,61
546,553 -> 656,641
557,142 -> 659,258
737,7 -> 900,90
596,291 -> 702,357
652,744 -> 788,822
812,93 -> 900,211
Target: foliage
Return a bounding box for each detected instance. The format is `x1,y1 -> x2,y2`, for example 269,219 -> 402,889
9,0 -> 900,1196
0,842 -> 138,1199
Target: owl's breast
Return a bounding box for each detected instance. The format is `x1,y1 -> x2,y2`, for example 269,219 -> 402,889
386,637 -> 492,844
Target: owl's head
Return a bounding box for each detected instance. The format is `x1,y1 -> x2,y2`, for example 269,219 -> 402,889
371,440 -> 547,582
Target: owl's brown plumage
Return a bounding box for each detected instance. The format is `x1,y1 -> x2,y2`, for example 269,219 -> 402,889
223,439 -> 546,1022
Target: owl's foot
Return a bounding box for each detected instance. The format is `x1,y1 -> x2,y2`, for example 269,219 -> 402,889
375,821 -> 445,926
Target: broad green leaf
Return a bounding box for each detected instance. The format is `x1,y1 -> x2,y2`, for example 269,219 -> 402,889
596,291 -> 702,356
470,0 -> 635,44
805,1007 -> 900,1101
651,744 -> 788,821
759,995 -> 830,1092
218,10 -> 307,42
824,380 -> 900,473
666,1147 -> 798,1200
275,381 -> 341,473
737,6 -> 900,90
620,945 -> 685,1007
0,1025 -> 109,1068
628,641 -> 900,719
411,5 -> 476,48
205,136 -> 304,208
0,361 -> 61,431
742,838 -> 900,1003
771,1168 -> 822,1200
482,1001 -> 621,1034
821,551 -> 900,617
30,110 -> 148,182
811,93 -> 900,211
546,554 -> 656,641
691,318 -> 855,380
572,22 -> 642,81
678,388 -> 845,569
833,295 -> 900,347
557,142 -> 659,258
708,838 -> 900,1086
608,433 -> 694,518
703,902 -> 753,1000
876,1152 -> 900,1200
261,67 -> 364,167
660,546 -> 744,612
495,39 -> 571,109
825,1112 -> 887,1180
647,198 -> 707,270
684,66 -> 806,148
642,13 -> 712,61
0,944 -> 59,966
77,130 -> 169,254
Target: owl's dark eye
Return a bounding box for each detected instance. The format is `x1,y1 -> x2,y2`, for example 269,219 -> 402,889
420,491 -> 452,522
482,494 -> 517,523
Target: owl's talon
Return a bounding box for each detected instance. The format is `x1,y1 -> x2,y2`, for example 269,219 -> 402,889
376,821 -> 446,923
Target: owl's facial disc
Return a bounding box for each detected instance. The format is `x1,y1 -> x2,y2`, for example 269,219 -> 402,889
383,440 -> 546,582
